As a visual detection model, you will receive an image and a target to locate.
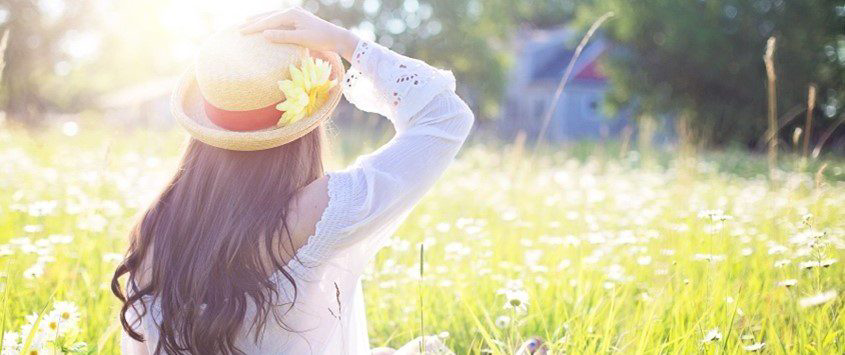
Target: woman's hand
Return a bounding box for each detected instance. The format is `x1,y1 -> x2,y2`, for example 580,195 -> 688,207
239,7 -> 360,62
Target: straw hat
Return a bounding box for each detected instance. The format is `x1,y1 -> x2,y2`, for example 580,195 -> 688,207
171,28 -> 345,151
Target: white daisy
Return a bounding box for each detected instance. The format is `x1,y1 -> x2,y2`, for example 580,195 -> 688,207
702,328 -> 722,343
744,342 -> 766,351
799,290 -> 838,308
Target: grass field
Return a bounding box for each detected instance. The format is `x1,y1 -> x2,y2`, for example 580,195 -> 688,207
0,124 -> 843,354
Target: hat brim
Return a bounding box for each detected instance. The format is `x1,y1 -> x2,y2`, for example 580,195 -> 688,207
171,51 -> 345,151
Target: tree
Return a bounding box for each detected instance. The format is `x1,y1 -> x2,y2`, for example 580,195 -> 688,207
577,0 -> 845,147
314,0 -> 581,119
0,0 -> 96,123
0,0 -> 581,123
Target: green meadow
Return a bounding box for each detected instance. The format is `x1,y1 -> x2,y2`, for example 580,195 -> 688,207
1,125 -> 843,354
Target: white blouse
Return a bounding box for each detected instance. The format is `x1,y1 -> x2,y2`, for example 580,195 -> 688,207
122,39 -> 474,354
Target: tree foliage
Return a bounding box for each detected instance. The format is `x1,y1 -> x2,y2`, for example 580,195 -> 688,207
577,0 -> 845,146
0,0 -> 97,122
0,0 -> 579,123
314,0 -> 575,119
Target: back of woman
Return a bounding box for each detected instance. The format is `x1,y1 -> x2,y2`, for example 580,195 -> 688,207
112,7 -> 474,355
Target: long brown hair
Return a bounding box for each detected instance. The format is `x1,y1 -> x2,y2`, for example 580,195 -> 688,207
112,127 -> 325,354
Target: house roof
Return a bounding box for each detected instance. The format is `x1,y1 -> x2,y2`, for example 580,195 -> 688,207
527,30 -> 607,84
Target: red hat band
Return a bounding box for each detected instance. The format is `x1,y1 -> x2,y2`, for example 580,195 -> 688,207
202,96 -> 283,132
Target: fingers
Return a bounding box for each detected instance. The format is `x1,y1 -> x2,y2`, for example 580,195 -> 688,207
262,29 -> 308,46
239,8 -> 300,34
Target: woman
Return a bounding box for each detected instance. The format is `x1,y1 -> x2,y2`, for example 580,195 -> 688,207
111,7 -> 474,355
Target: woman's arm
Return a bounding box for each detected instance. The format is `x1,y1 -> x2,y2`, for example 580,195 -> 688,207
241,8 -> 474,257
121,330 -> 150,355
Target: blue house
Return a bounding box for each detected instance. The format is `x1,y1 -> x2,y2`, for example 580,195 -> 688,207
499,27 -> 630,141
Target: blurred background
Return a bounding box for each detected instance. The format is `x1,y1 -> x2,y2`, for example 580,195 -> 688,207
0,0 -> 844,155
1,2 -> 844,352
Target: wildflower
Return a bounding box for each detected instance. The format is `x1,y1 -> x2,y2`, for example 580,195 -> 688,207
556,259 -> 571,270
497,280 -> 530,313
47,234 -> 73,244
801,213 -> 812,226
435,222 -> 451,233
2,331 -> 20,353
50,301 -> 81,334
698,209 -> 732,222
767,244 -> 788,255
495,315 -> 511,328
443,242 -> 470,261
744,342 -> 766,351
77,213 -> 107,232
821,259 -> 838,267
20,313 -> 47,351
43,314 -> 62,340
501,289 -> 529,314
799,259 -> 837,270
503,279 -> 524,291
23,225 -> 44,233
773,259 -> 791,268
102,253 -> 124,263
276,56 -> 336,126
9,237 -> 32,246
777,279 -> 797,288
693,253 -> 726,262
790,230 -> 829,248
27,201 -> 58,217
533,275 -> 548,288
799,290 -> 837,308
23,263 -> 45,279
605,264 -> 629,282
36,255 -> 55,264
500,209 -> 518,221
524,249 -> 543,267
702,328 -> 723,343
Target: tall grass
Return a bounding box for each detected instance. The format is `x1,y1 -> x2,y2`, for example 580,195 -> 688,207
531,12 -> 615,157
803,85 -> 816,158
0,124 -> 843,353
763,36 -> 778,180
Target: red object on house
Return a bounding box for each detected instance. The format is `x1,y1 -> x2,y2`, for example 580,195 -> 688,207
574,60 -> 605,81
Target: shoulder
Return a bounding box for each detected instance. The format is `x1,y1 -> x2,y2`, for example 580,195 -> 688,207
285,174 -> 330,247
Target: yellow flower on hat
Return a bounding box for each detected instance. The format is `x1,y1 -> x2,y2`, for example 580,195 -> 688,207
276,56 -> 336,126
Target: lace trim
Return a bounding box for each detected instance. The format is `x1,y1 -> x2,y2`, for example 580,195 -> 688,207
271,171 -> 348,284
342,40 -> 456,130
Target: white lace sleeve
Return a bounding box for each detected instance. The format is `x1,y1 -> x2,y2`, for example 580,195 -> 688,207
342,40 -> 458,132
296,39 -> 474,263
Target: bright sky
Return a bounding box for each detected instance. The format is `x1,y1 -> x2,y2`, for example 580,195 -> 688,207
36,0 -> 398,78
156,0 -> 380,58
